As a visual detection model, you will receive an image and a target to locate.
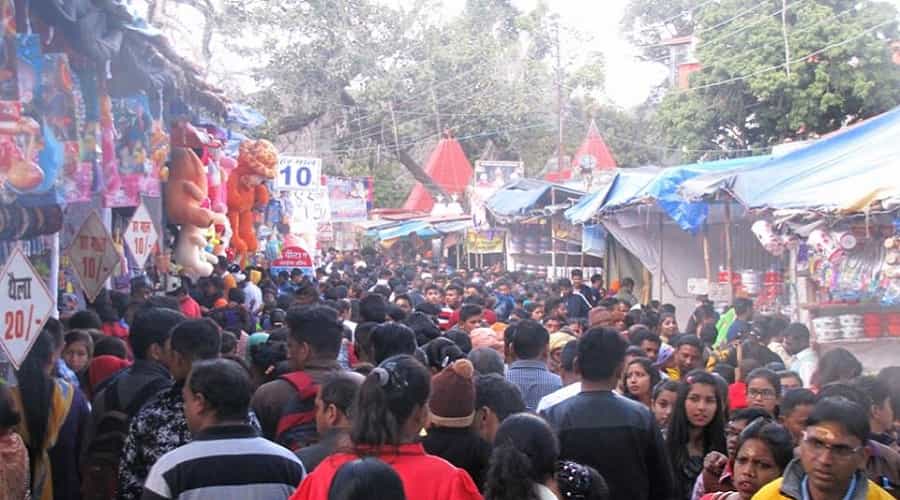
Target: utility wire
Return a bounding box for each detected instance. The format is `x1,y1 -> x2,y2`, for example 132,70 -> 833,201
682,18 -> 894,92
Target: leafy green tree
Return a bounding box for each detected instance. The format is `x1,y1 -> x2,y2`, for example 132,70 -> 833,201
654,0 -> 900,161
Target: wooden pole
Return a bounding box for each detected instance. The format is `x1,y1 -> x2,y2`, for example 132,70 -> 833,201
724,202 -> 735,297
703,223 -> 712,283
551,188 -> 557,279
658,214 -> 664,304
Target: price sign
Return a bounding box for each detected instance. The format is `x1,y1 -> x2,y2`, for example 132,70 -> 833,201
0,249 -> 55,369
68,211 -> 121,302
123,203 -> 158,269
687,278 -> 710,296
290,188 -> 331,223
275,156 -> 322,191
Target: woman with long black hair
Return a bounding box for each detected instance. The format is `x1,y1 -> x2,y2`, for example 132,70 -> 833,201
667,370 -> 727,500
12,319 -> 90,500
483,413 -> 559,500
290,354 -> 481,500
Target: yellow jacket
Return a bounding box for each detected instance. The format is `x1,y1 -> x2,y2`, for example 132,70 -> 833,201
752,460 -> 894,500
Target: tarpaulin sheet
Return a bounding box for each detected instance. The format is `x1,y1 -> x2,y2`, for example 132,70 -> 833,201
485,179 -> 583,220
647,156 -> 771,233
432,219 -> 472,234
377,220 -> 439,241
684,106 -> 900,213
565,167 -> 660,224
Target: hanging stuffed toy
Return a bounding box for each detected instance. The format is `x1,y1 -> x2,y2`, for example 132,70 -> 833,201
165,145 -> 227,279
227,139 -> 277,264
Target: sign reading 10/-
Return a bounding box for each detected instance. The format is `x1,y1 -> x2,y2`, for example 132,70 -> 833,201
276,156 -> 323,191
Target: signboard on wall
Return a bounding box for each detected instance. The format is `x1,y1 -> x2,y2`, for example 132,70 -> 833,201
470,161 -> 524,227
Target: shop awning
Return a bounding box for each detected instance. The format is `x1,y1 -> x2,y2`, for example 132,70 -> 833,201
376,220 -> 439,240
682,106 -> 900,214
565,167 -> 660,224
369,216 -> 472,241
486,179 -> 584,221
567,157 -> 773,232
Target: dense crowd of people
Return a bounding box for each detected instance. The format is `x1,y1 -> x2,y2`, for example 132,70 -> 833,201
3,248 -> 900,500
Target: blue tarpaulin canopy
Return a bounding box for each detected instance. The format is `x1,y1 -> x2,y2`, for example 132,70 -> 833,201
566,158 -> 773,233
485,179 -> 584,222
565,167 -> 660,224
369,217 -> 472,241
682,106 -> 900,214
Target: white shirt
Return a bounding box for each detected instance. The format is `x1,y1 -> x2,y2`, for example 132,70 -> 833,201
243,281 -> 263,314
534,483 -> 557,500
536,382 -> 582,413
790,347 -> 817,387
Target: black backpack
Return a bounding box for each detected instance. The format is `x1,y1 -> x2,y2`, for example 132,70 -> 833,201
80,375 -> 169,500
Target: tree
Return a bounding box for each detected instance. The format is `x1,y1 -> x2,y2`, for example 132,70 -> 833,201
654,0 -> 900,162
214,0 -> 613,205
621,0 -> 700,62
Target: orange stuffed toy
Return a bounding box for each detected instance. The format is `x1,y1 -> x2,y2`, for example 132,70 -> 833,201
227,139 -> 277,263
166,147 -> 227,278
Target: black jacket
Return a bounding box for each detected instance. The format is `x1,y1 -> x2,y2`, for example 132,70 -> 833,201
422,426 -> 491,491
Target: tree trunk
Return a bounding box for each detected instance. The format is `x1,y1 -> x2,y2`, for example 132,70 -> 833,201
395,148 -> 451,202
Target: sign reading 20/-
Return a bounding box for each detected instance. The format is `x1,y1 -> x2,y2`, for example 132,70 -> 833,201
276,156 -> 323,191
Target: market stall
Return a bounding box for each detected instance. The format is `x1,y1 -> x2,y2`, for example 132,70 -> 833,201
0,0 -> 272,369
485,179 -> 601,279
566,159 -> 786,326
681,105 -> 900,368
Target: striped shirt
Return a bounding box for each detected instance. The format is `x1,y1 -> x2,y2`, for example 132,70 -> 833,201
506,359 -> 562,411
141,424 -> 305,500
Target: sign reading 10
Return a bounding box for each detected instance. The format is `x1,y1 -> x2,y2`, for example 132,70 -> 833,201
277,158 -> 321,189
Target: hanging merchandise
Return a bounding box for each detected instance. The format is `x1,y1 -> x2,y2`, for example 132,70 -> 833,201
103,95 -> 156,207
41,53 -> 84,202
165,124 -> 229,279
226,139 -> 277,264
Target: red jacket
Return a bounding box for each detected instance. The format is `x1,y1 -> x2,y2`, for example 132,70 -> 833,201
289,443 -> 482,500
179,296 -> 202,319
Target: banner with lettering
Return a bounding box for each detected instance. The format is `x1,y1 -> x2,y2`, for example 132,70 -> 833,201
466,229 -> 505,255
326,176 -> 372,222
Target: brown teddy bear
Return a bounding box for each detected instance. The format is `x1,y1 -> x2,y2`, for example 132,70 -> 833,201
165,147 -> 227,278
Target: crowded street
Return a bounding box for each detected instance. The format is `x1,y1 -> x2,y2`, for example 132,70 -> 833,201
1,0 -> 900,499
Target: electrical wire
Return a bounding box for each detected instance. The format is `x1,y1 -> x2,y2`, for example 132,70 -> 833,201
681,18 -> 894,92
691,1 -> 864,74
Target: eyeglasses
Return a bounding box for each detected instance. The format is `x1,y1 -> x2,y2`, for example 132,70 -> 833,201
747,388 -> 777,400
802,432 -> 864,459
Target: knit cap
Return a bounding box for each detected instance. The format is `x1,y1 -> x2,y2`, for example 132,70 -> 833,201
428,358 -> 476,428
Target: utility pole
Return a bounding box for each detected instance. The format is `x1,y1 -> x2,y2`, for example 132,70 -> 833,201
556,19 -> 564,176
782,0 -> 791,77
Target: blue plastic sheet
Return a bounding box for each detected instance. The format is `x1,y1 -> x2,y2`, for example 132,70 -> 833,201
565,167 -> 660,224
725,106 -> 900,212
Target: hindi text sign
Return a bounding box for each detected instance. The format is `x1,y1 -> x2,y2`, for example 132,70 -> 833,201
0,249 -> 55,369
68,211 -> 121,301
123,203 -> 158,269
